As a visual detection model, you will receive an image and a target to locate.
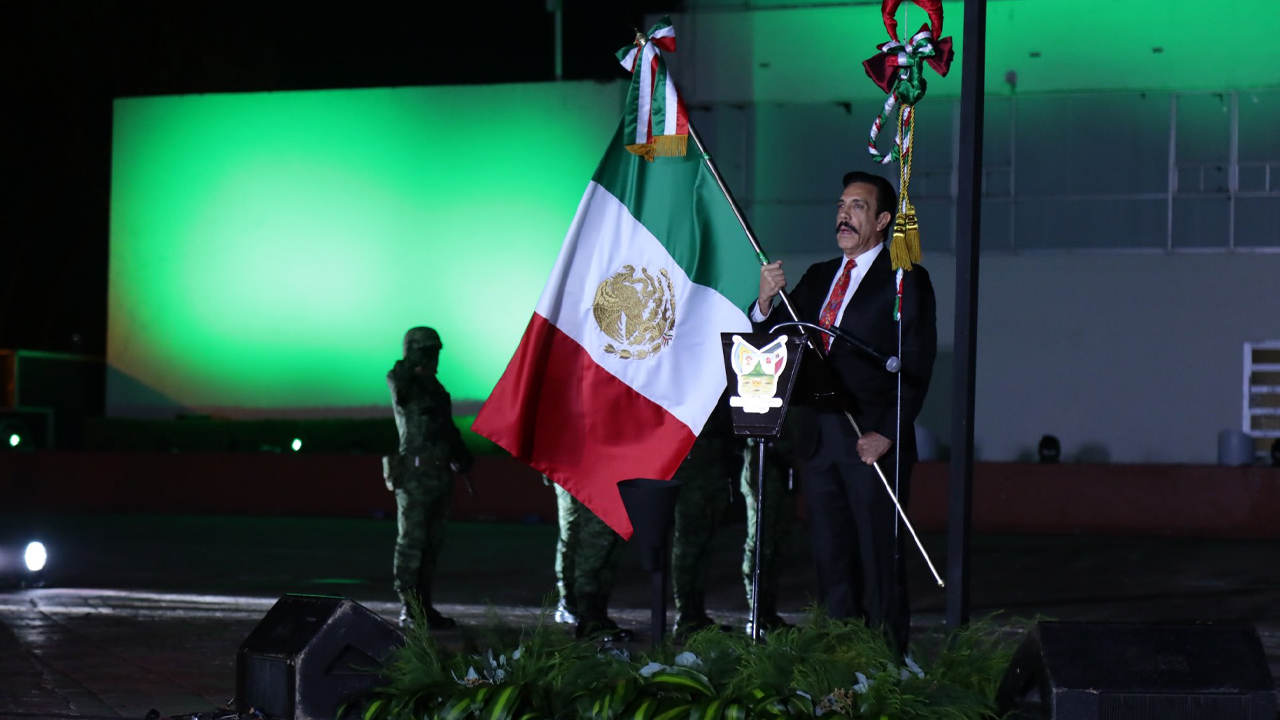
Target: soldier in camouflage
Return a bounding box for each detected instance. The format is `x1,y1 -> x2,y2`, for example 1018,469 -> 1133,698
552,481 -> 634,642
741,430 -> 798,637
552,480 -> 578,625
670,403 -> 740,637
384,326 -> 473,630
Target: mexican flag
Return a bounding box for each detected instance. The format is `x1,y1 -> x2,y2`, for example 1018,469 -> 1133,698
471,121 -> 760,539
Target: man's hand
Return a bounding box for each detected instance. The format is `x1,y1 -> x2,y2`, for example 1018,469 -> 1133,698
857,432 -> 892,465
758,261 -> 786,316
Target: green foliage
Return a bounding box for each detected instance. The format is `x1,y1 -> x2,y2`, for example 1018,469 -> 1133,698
352,606 -> 1023,720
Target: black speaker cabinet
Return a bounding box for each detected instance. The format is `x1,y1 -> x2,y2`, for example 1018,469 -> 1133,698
997,621 -> 1278,720
236,594 -> 404,720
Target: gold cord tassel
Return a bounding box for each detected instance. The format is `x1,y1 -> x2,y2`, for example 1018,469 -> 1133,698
890,211 -> 911,270
901,200 -> 921,267
892,105 -> 922,272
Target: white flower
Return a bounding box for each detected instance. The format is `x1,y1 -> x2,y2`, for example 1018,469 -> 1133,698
853,671 -> 872,694
638,661 -> 665,678
511,646 -> 523,661
904,655 -> 924,678
795,690 -> 812,700
673,652 -> 702,669
452,667 -> 484,687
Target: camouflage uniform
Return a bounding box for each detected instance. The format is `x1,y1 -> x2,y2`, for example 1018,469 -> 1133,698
552,480 -> 578,622
670,404 -> 741,635
741,429 -> 797,632
385,326 -> 473,629
552,482 -> 632,640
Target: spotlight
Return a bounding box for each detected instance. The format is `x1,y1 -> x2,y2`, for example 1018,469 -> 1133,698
0,538 -> 48,588
291,438 -> 303,452
7,433 -> 18,448
1037,435 -> 1061,464
24,542 -> 47,572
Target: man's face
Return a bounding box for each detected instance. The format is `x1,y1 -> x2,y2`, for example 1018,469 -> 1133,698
835,182 -> 890,257
409,348 -> 439,375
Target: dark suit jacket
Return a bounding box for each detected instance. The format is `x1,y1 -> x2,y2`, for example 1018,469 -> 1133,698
755,246 -> 937,462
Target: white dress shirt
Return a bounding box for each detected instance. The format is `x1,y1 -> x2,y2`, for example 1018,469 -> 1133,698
753,242 -> 885,325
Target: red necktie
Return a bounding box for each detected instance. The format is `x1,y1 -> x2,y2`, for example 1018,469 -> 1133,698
817,258 -> 855,351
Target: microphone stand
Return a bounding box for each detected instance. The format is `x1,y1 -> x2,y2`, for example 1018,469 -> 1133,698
768,321 -> 901,374
689,122 -> 944,589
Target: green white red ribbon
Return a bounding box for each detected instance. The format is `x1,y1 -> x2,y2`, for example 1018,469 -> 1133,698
868,101 -> 912,166
616,17 -> 689,160
863,0 -> 953,166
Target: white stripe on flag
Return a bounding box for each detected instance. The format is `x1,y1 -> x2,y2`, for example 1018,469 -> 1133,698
533,182 -> 751,434
635,43 -> 658,145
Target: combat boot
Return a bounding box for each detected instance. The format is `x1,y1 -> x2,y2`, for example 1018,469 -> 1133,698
744,602 -> 792,639
573,593 -> 633,642
673,593 -> 732,638
399,590 -> 459,631
553,582 -> 578,624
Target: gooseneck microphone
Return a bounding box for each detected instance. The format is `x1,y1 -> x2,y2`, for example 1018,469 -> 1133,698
768,320 -> 901,374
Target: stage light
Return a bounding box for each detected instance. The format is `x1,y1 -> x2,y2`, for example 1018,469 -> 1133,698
7,434 -> 18,448
24,542 -> 47,573
291,438 -> 303,452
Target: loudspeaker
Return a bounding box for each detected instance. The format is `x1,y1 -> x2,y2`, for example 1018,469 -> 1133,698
236,594 -> 404,720
997,621 -> 1278,720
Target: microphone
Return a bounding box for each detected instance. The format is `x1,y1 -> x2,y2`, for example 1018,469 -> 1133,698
768,320 -> 901,374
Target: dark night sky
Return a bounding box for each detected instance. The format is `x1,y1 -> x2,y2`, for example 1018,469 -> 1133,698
1,1 -> 677,356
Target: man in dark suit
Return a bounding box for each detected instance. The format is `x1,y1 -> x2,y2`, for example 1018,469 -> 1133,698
752,170 -> 936,652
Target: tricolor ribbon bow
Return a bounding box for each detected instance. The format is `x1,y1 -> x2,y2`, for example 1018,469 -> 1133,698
861,0 -> 954,107
616,16 -> 689,161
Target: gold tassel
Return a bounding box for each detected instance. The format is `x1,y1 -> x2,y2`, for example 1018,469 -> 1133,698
625,142 -> 657,162
902,201 -> 922,266
890,211 -> 912,271
651,133 -> 688,158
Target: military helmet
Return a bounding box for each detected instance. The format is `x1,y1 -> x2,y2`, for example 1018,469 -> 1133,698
403,326 -> 443,356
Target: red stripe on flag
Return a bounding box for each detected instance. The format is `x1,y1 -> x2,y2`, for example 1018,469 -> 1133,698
472,312 -> 694,539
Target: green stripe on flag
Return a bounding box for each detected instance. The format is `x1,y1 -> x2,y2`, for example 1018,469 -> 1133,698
651,63 -> 668,136
592,122 -> 760,307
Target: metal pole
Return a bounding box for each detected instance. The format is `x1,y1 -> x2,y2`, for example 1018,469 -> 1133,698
750,437 -> 766,642
688,123 -> 944,588
946,0 -> 988,629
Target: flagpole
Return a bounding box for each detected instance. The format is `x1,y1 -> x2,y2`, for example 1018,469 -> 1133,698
687,122 -> 944,589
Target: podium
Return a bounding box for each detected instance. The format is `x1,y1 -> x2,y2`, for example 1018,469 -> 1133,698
721,333 -> 805,640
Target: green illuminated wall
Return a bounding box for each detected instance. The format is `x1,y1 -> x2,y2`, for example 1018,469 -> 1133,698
667,0 -> 1280,103
109,82 -> 624,417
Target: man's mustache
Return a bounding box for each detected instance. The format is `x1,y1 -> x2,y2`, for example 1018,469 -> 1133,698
837,222 -> 857,233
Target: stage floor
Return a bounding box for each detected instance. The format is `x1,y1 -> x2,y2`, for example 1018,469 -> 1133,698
1,514 -> 1278,718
